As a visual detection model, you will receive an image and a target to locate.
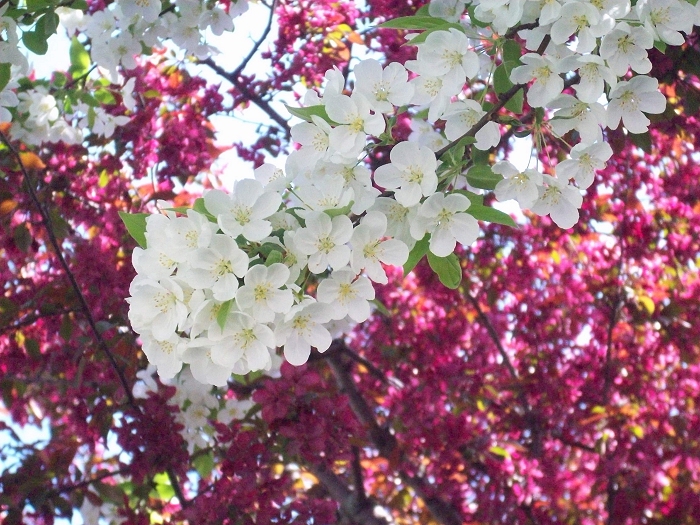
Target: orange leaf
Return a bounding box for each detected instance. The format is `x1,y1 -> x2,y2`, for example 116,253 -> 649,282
19,151 -> 46,170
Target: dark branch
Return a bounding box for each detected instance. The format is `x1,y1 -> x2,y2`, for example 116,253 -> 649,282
230,0 -> 276,81
326,341 -> 463,525
308,463 -> 389,525
200,58 -> 291,137
0,131 -> 136,407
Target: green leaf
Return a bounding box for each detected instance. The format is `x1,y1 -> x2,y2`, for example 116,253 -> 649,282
193,453 -> 215,478
153,473 -> 175,501
427,252 -> 462,289
118,212 -> 149,248
0,63 -> 11,92
466,165 -> 503,190
466,205 -> 517,227
69,37 -> 91,77
22,30 -> 48,55
26,0 -> 54,11
12,224 -> 31,252
453,189 -> 483,206
403,234 -> 429,276
323,201 -> 354,218
505,89 -> 524,114
284,103 -> 337,125
36,11 -> 59,37
653,40 -> 667,53
493,63 -> 514,95
70,0 -> 89,9
370,298 -> 391,317
192,197 -> 217,221
216,299 -> 233,330
502,39 -> 522,63
94,88 -> 116,105
379,15 -> 460,30
441,135 -> 476,166
265,250 -> 283,266
415,4 -> 431,15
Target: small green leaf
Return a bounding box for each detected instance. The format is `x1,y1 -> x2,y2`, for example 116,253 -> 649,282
94,88 -> 116,105
193,452 -> 215,478
371,298 -> 391,317
259,242 -> 284,258
379,15 -> 461,30
323,201 -> 353,218
453,189 -> 484,206
489,445 -> 510,458
265,250 -> 283,266
466,165 -> 503,190
284,103 -> 337,125
118,211 -> 149,248
403,235 -> 429,276
653,40 -> 667,53
502,39 -> 522,63
505,89 -> 524,114
0,63 -> 11,92
36,11 -> 59,37
427,252 -> 462,289
69,37 -> 91,77
216,299 -> 233,330
466,205 -> 517,227
22,30 -> 48,55
192,197 -> 217,221
12,224 -> 31,252
70,0 -> 88,9
493,63 -> 514,95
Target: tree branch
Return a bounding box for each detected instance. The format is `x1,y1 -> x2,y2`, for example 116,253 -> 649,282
326,340 -> 463,525
230,0 -> 276,81
307,463 -> 388,525
0,133 -> 191,509
0,131 -> 136,407
200,58 -> 291,137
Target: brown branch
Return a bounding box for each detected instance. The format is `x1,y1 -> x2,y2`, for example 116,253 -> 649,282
200,58 -> 291,137
51,467 -> 130,495
0,308 -> 77,335
1,133 -> 191,508
0,131 -> 136,408
308,463 -> 389,525
230,0 -> 276,81
326,341 -> 463,525
465,293 -> 519,381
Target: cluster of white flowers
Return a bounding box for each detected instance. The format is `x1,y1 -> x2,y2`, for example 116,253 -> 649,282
0,0 -> 248,142
126,0 -> 700,384
133,365 -> 260,452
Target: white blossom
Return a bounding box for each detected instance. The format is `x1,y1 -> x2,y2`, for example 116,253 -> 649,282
410,193 -> 479,257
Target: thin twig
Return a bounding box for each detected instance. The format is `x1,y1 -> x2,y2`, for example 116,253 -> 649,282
200,58 -> 291,136
465,293 -> 519,381
1,133 -> 191,508
0,131 -> 136,407
230,0 -> 276,80
326,340 -> 463,525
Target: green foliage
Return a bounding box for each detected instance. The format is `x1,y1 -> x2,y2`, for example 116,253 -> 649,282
217,299 -> 233,330
284,104 -> 337,125
69,37 -> 91,77
117,212 -> 149,249
466,165 -> 503,190
403,234 -> 430,276
0,63 -> 12,92
427,252 -> 462,289
466,204 -> 517,227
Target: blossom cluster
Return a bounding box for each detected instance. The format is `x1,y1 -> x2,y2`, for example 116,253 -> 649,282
0,0 -> 247,143
125,0 -> 700,383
